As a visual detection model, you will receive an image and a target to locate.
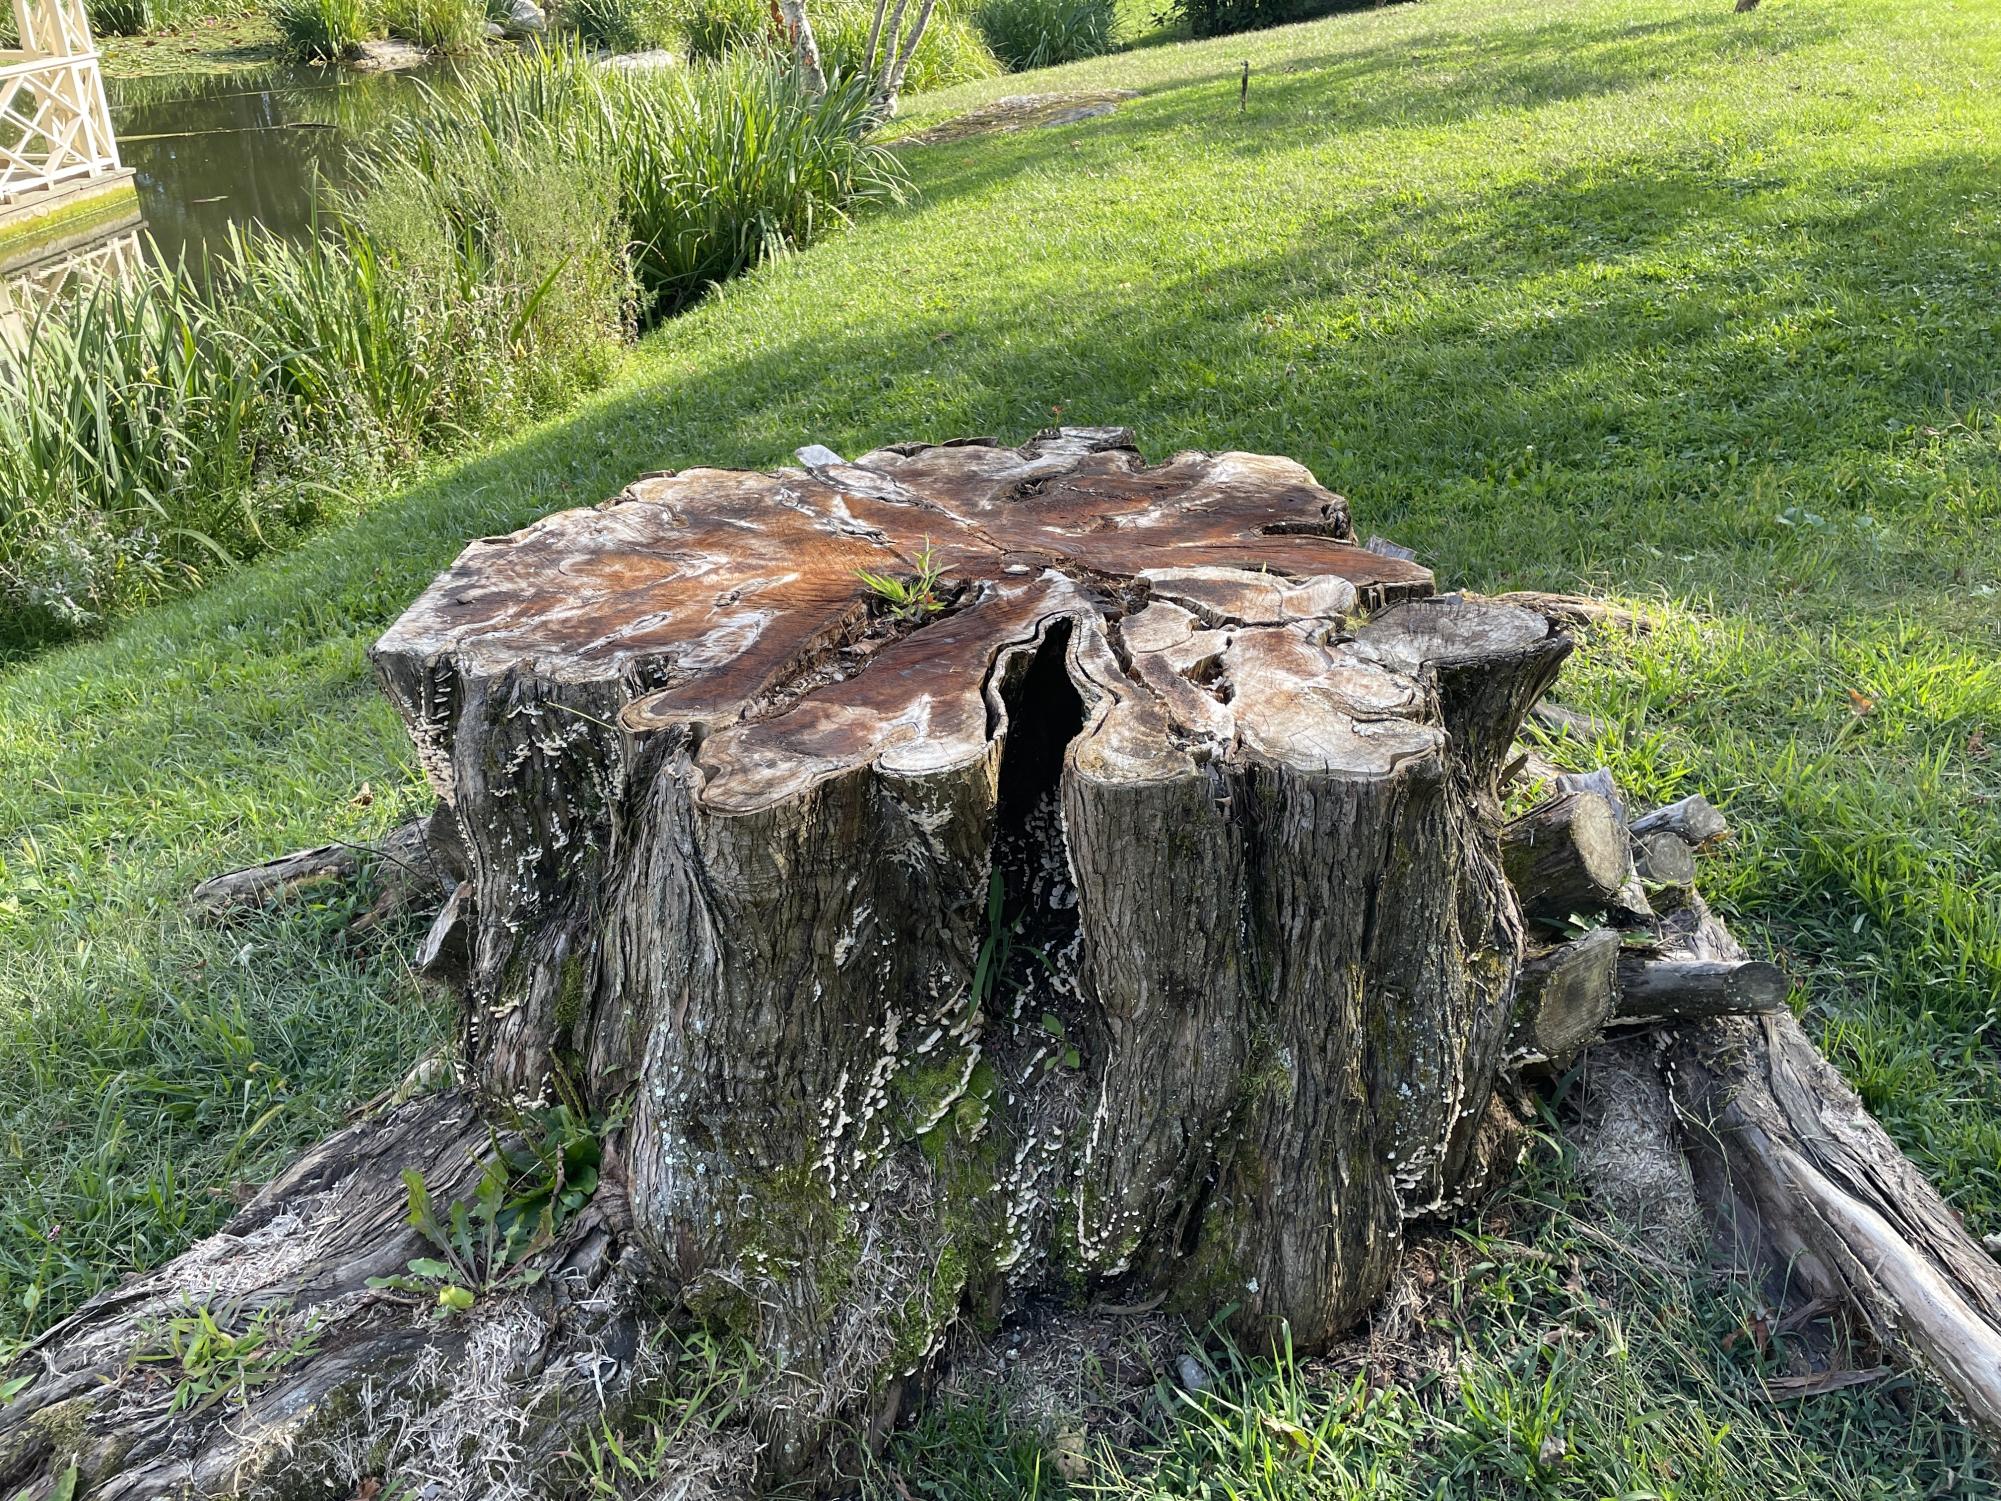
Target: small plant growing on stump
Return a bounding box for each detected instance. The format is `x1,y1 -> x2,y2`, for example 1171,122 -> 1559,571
856,539 -> 950,622
369,1104 -> 603,1315
133,1301 -> 319,1415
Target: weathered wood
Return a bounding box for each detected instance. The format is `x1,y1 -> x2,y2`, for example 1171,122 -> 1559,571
1554,765 -> 1627,822
355,428 -> 1561,1469
190,815 -> 450,915
1614,955 -> 1787,1021
1566,1035 -> 1703,1250
1473,590 -> 1651,636
1632,827 -> 1697,890
1507,927 -> 1620,1072
0,1093 -> 654,1501
1565,880 -> 2001,1437
1631,792 -> 1729,846
1500,789 -> 1641,926
1672,1008 -> 2001,1432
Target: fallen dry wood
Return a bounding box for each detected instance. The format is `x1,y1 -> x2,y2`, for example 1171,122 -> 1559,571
190,815 -> 452,916
1474,590 -> 1653,635
1501,789 -> 1644,926
1673,1010 -> 2001,1432
1630,792 -> 1729,846
1569,870 -> 2001,1435
1614,955 -> 1788,1022
1632,827 -> 1698,898
1508,927 -> 1619,1072
0,1093 -> 655,1499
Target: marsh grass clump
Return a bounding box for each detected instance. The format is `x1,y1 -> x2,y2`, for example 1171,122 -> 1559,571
607,54 -> 911,313
563,0 -> 675,49
379,0 -> 487,51
972,0 -> 1117,70
272,0 -> 377,60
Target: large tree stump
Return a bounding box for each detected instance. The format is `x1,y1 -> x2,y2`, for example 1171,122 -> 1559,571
16,431 -> 1987,1498
365,427 -> 1565,1463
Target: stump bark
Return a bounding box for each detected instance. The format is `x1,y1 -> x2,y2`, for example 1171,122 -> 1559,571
9,430 -> 1994,1498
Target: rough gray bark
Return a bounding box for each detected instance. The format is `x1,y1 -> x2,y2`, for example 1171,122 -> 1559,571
1562,885 -> 2001,1434
1566,1035 -> 1704,1250
1673,1010 -> 2001,1430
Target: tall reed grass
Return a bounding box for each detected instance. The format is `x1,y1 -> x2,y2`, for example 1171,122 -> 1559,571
379,0 -> 488,52
0,48 -> 906,650
972,0 -> 1116,70
271,0 -> 375,61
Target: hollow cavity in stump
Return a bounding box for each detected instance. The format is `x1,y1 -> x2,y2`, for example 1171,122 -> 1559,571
366,427 -> 1571,1464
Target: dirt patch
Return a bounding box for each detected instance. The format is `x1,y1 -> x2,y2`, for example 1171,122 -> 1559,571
904,90 -> 1140,145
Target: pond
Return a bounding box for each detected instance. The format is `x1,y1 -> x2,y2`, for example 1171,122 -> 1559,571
104,60 -> 456,270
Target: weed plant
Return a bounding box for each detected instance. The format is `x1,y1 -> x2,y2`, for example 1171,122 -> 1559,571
972,0 -> 1116,70
271,0 -> 375,59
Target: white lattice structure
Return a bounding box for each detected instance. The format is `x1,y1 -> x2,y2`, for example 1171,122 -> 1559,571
0,0 -> 121,207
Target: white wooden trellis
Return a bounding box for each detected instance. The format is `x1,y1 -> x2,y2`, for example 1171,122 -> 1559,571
0,0 -> 121,206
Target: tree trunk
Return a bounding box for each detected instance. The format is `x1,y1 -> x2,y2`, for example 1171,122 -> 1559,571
773,0 -> 826,98
362,426 -> 1568,1463
872,0 -> 937,115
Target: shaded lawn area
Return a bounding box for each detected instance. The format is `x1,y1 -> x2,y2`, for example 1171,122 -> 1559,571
1,0 -> 1997,1487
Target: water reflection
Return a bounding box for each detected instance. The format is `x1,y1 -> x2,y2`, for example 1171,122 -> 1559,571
105,61 -> 453,268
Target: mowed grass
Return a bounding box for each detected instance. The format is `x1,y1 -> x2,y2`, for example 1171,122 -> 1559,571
3,0 -> 1999,1487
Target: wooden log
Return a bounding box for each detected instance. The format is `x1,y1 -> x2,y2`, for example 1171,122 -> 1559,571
1500,789 -> 1644,926
1673,1011 -> 2001,1432
1630,793 -> 1729,847
1632,827 -> 1698,895
1576,888 -> 2001,1438
1507,927 -> 1620,1072
189,815 -> 452,916
1554,765 -> 1627,822
1614,956 -> 1787,1021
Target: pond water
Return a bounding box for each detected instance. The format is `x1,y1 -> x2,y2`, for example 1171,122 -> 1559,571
104,62 -> 455,269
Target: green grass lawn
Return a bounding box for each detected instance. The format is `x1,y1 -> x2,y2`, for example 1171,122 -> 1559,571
4,0 -> 1999,1489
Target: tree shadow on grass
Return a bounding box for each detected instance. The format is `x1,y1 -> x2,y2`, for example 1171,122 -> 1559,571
905,2 -> 1840,207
